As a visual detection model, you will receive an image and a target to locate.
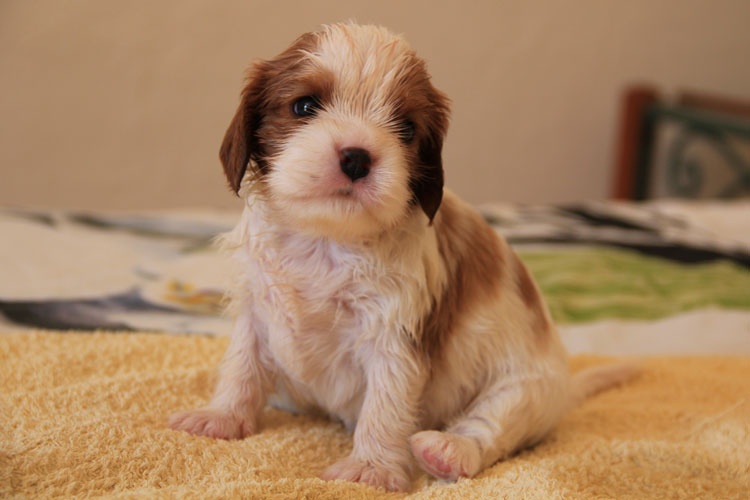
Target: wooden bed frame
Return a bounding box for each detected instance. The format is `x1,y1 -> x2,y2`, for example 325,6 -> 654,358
612,86 -> 750,200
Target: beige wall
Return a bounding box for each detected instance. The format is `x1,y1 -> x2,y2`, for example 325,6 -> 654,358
1,0 -> 749,210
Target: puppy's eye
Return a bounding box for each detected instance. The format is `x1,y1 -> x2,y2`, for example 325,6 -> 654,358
292,96 -> 321,117
398,120 -> 416,143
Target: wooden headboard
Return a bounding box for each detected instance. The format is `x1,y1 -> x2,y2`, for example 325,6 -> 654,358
612,86 -> 750,200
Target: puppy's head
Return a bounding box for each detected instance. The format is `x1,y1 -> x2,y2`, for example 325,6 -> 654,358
220,24 -> 450,240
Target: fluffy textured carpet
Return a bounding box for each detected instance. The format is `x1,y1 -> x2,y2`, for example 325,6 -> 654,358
2,332 -> 748,499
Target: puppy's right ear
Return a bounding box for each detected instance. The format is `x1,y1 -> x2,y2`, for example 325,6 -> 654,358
219,66 -> 265,195
220,32 -> 319,194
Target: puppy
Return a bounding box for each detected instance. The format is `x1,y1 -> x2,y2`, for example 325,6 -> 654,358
169,23 -> 637,492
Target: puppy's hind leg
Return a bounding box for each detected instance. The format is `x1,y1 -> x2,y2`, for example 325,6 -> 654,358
410,375 -> 568,481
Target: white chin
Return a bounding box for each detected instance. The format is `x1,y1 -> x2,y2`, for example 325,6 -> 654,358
274,195 -> 405,241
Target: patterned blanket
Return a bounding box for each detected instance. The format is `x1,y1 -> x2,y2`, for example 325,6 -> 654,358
2,200 -> 749,355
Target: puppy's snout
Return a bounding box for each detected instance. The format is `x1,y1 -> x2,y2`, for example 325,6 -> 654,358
339,147 -> 372,182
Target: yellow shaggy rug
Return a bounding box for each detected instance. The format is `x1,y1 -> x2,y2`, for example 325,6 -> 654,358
2,332 -> 749,499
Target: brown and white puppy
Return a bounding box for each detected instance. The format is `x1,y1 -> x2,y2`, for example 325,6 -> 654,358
169,23 -> 637,492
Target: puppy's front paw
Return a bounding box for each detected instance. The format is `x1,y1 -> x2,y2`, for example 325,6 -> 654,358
321,456 -> 410,492
168,407 -> 255,440
410,430 -> 481,481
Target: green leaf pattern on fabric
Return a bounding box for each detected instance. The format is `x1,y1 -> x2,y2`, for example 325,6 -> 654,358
519,248 -> 750,324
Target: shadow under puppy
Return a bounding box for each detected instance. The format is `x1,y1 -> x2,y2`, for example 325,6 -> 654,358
169,23 -> 637,492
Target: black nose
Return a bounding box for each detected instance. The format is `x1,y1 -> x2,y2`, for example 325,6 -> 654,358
339,147 -> 372,181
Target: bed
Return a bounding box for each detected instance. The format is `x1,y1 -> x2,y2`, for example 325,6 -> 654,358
2,200 -> 749,498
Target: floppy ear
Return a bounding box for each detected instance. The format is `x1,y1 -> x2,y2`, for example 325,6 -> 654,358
413,133 -> 445,222
219,66 -> 266,195
412,90 -> 450,222
219,32 -> 318,195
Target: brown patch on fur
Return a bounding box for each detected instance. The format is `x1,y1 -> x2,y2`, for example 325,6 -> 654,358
419,193 -> 504,358
361,45 -> 450,222
220,32 -> 334,193
385,55 -> 450,222
511,252 -> 551,339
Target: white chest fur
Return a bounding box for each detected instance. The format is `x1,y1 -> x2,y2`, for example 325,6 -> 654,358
226,204 -> 443,424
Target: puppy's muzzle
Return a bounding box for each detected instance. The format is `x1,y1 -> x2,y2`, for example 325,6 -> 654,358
339,147 -> 372,181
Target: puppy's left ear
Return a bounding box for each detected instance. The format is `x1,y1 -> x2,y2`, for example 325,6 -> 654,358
412,89 -> 451,222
